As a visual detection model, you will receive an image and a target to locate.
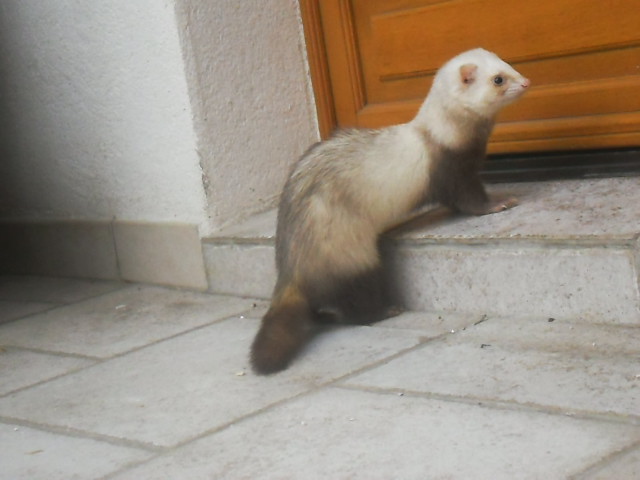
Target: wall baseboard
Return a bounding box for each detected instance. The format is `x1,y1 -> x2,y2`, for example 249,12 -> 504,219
0,220 -> 208,291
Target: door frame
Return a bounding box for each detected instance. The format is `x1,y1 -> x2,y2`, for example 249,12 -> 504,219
299,0 -> 344,140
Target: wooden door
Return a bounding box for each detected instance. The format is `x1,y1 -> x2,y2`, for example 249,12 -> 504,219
300,0 -> 640,154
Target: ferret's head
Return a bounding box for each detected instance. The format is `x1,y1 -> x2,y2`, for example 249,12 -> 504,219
434,48 -> 530,118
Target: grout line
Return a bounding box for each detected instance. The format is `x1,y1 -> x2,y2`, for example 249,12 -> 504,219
0,352 -> 101,399
164,333 -> 448,452
0,279 -> 128,326
100,455 -> 163,480
92,303 -> 263,363
3,281 -> 638,475
0,415 -> 164,454
0,344 -> 103,362
98,307 -> 254,367
134,320 -> 492,455
202,232 -> 640,250
387,233 -> 640,249
0,368 -> 97,399
0,283 -> 128,327
632,234 -> 640,317
569,438 -> 640,479
135,314 -> 600,457
202,236 -> 274,246
322,320 -> 491,387
0,302 -> 62,325
132,337 -> 437,458
333,383 -> 640,427
0,300 -> 262,398
54,282 -> 130,306
110,218 -> 123,282
168,314 -> 640,452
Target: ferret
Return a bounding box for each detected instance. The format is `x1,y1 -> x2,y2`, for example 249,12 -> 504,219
250,48 -> 530,374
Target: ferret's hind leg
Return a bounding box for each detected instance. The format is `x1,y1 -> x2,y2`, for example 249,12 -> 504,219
312,264 -> 396,326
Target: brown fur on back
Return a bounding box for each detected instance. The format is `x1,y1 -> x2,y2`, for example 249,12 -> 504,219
276,130 -> 387,282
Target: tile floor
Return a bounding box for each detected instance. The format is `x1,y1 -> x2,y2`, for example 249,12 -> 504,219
1,275 -> 639,479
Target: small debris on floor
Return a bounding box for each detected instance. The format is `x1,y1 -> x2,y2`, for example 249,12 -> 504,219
547,317 -> 555,323
480,344 -> 492,349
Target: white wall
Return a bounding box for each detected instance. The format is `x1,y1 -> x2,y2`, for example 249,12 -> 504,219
0,0 -> 317,237
0,0 -> 209,229
175,0 -> 319,231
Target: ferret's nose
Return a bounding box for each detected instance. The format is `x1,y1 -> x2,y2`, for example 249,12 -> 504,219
521,78 -> 531,88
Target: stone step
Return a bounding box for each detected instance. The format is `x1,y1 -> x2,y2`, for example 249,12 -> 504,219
202,177 -> 640,323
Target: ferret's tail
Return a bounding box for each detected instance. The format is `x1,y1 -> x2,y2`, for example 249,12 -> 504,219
250,284 -> 315,375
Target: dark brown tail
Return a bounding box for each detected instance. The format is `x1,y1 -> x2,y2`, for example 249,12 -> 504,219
250,285 -> 316,375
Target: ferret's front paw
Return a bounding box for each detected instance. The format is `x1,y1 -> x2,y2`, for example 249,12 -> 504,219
484,195 -> 518,214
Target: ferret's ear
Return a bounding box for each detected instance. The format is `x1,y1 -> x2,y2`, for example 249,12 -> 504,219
459,64 -> 477,85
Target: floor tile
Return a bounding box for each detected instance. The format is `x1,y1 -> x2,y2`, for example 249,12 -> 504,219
452,315 -> 640,356
110,388 -> 640,480
0,285 -> 256,358
0,301 -> 54,324
0,423 -> 151,480
0,319 -> 421,447
580,445 -> 640,479
0,276 -> 123,304
0,348 -> 94,396
344,327 -> 640,416
377,310 -> 486,336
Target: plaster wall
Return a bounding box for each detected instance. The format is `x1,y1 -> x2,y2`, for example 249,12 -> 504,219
0,0 -> 317,240
0,0 -> 208,231
175,0 -> 319,231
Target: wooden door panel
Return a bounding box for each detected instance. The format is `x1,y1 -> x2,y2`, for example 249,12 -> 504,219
370,0 -> 640,81
360,45 -> 640,106
502,76 -> 640,121
357,76 -> 640,124
301,0 -> 640,154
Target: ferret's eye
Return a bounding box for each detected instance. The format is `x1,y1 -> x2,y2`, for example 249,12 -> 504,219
493,76 -> 504,86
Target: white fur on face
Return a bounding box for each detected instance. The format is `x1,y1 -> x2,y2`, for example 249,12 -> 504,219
438,48 -> 530,118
